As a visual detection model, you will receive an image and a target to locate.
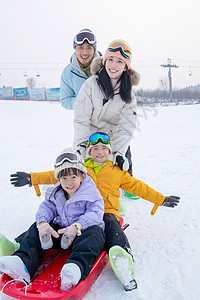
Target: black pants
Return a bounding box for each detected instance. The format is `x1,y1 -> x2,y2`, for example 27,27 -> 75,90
14,222 -> 105,280
125,146 -> 133,176
16,215 -> 132,254
103,213 -> 131,252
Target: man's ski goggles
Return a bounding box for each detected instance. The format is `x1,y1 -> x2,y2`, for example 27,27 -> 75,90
74,31 -> 96,45
54,152 -> 85,168
87,132 -> 111,147
108,40 -> 132,59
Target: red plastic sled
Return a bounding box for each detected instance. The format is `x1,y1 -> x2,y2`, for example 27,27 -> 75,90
0,218 -> 124,299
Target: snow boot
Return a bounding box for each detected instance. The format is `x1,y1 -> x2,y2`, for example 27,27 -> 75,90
0,255 -> 30,283
0,233 -> 20,256
123,191 -> 140,200
118,197 -> 126,216
60,263 -> 81,291
109,245 -> 137,291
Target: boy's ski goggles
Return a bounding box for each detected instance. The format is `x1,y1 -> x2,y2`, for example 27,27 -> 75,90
108,40 -> 132,59
87,132 -> 111,147
74,31 -> 96,45
54,152 -> 84,168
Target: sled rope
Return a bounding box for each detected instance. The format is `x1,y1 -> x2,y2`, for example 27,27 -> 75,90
0,278 -> 28,298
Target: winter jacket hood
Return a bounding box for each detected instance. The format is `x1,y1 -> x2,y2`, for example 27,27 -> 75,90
91,56 -> 140,86
73,74 -> 138,156
60,51 -> 101,110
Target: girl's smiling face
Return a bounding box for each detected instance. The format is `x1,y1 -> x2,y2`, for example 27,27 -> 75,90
105,56 -> 126,79
59,170 -> 85,195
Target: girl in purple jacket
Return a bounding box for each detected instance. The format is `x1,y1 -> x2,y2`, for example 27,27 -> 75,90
0,148 -> 105,291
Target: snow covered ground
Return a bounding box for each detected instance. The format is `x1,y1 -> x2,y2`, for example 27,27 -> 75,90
0,100 -> 200,300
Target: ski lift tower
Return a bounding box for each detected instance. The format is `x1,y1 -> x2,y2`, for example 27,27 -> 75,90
161,58 -> 179,101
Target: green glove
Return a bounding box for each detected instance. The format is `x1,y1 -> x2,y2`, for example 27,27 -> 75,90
162,196 -> 180,208
10,172 -> 32,187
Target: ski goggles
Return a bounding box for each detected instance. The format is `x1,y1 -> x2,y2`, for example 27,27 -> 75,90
54,152 -> 85,168
108,40 -> 132,59
74,31 -> 96,45
87,132 -> 111,147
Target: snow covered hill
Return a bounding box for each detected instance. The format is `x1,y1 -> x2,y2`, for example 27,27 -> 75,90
0,100 -> 199,300
181,84 -> 200,92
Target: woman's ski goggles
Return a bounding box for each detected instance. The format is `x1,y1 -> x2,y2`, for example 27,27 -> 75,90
87,132 -> 111,147
54,152 -> 84,168
108,40 -> 132,59
74,31 -> 96,45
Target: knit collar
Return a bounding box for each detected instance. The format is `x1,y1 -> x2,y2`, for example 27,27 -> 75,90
79,61 -> 91,77
85,157 -> 109,175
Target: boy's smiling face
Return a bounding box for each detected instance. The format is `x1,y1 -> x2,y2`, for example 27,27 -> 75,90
90,144 -> 110,164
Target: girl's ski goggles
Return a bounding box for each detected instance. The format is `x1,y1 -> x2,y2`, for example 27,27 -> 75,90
74,31 -> 96,45
87,132 -> 111,147
54,152 -> 84,168
108,40 -> 132,59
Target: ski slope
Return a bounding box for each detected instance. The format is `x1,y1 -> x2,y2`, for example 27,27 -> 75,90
0,100 -> 199,300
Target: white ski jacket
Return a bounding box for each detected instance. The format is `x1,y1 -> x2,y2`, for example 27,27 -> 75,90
73,58 -> 140,156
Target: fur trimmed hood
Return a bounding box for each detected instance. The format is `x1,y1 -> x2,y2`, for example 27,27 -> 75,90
91,57 -> 140,86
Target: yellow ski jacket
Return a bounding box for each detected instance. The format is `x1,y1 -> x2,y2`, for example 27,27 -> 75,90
31,161 -> 165,221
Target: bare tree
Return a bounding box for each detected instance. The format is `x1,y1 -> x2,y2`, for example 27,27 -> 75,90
26,77 -> 37,89
159,76 -> 168,90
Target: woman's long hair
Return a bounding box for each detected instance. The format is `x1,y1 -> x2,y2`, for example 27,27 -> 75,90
97,66 -> 132,103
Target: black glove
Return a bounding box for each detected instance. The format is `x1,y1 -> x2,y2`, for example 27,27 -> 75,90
162,196 -> 180,208
114,154 -> 129,171
76,143 -> 86,158
10,172 -> 32,187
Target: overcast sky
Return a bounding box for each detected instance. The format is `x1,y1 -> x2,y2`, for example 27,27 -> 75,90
0,0 -> 199,90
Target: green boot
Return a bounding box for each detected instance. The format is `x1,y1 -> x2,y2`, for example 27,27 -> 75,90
123,191 -> 140,200
109,245 -> 137,291
0,233 -> 20,256
118,197 -> 126,216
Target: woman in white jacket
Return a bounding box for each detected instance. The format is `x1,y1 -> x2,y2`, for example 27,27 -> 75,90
73,40 -> 140,175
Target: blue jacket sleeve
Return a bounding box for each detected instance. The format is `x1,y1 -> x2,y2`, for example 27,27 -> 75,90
60,69 -> 76,110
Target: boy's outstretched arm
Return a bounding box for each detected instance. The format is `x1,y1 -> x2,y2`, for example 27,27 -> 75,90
10,170 -> 57,197
120,171 -> 180,215
151,195 -> 180,215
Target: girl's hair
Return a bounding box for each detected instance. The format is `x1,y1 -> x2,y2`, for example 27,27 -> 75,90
97,66 -> 132,103
58,167 -> 84,179
54,168 -> 84,200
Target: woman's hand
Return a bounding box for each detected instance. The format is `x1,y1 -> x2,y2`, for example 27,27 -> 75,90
113,153 -> 129,171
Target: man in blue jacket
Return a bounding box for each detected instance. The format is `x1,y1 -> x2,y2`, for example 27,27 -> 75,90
60,29 -> 101,110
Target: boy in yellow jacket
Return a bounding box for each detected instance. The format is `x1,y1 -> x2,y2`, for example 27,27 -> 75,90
2,132 -> 179,291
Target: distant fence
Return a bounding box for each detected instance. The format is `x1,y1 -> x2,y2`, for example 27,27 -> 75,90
0,87 -> 60,102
